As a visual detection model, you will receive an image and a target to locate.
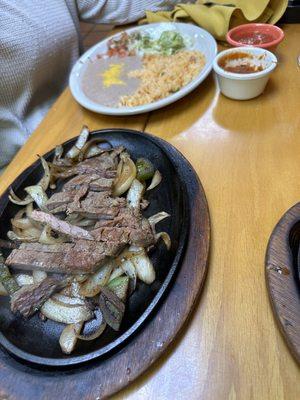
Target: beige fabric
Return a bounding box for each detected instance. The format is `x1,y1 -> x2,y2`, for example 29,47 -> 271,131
142,0 -> 288,40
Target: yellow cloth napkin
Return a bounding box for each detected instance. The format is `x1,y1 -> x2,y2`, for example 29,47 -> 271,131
141,0 -> 288,40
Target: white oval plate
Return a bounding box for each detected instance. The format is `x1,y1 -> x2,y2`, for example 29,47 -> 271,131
69,23 -> 217,116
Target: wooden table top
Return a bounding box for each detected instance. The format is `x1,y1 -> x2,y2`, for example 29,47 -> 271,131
1,24 -> 300,400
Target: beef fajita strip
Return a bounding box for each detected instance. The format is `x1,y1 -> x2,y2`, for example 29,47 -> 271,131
52,148 -> 122,179
46,190 -> 78,211
10,276 -> 68,318
6,240 -> 123,274
67,192 -> 126,218
92,208 -> 155,247
30,210 -> 94,241
62,174 -> 115,193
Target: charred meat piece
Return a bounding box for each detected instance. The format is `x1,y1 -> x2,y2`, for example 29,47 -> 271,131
89,178 -> 115,192
10,277 -> 67,318
67,192 -> 126,219
46,186 -> 89,213
62,174 -> 115,193
62,174 -> 100,191
74,148 -> 122,175
46,190 -> 78,212
17,243 -> 74,253
129,218 -> 155,248
63,240 -> 123,274
30,210 -> 94,241
6,245 -> 76,273
0,239 -> 18,250
92,223 -> 154,248
47,183 -> 119,215
46,184 -> 90,212
94,208 -> 144,229
92,227 -> 131,245
7,201 -> 154,275
93,208 -> 155,247
53,149 -> 122,179
70,184 -> 89,211
6,240 -> 123,274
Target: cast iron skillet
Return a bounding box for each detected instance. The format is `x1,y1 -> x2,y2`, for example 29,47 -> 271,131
0,129 -> 189,368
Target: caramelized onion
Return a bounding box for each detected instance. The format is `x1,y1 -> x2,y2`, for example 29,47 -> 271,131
8,188 -> 32,206
107,276 -> 129,302
76,308 -> 106,341
155,231 -> 171,250
127,179 -> 144,209
113,154 -> 136,196
51,294 -> 86,306
24,185 -> 48,210
15,274 -> 34,286
79,261 -> 114,298
66,125 -> 90,160
78,138 -> 112,162
32,270 -> 47,284
108,266 -> 124,282
39,156 -> 51,191
59,322 -> 83,354
7,230 -> 38,243
131,251 -> 155,284
148,212 -> 170,231
41,299 -> 93,324
147,170 -> 162,191
121,259 -> 137,293
11,217 -> 33,230
39,225 -> 66,244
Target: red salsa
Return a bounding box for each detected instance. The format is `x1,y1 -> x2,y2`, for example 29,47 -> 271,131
218,51 -> 264,74
236,33 -> 274,46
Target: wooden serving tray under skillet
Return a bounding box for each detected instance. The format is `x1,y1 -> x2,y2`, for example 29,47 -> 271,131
0,129 -> 210,399
266,202 -> 300,364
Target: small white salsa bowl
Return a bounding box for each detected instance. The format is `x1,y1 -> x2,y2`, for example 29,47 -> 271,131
213,47 -> 277,100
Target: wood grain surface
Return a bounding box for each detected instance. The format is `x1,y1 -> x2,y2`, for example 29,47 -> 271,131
266,202 -> 300,364
1,23 -> 300,400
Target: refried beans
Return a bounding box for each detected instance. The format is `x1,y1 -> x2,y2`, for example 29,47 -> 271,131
81,56 -> 142,107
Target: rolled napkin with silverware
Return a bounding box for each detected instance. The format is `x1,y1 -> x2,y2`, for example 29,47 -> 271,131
141,0 -> 288,40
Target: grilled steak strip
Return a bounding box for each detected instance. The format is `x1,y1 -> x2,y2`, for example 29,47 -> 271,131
53,149 -> 122,179
10,277 -> 67,318
5,144 -> 156,276
93,209 -> 155,247
18,243 -> 74,252
47,188 -> 122,215
46,191 -> 77,211
62,174 -> 100,191
62,174 -> 115,193
66,192 -> 126,218
30,210 -> 93,241
91,223 -> 154,247
6,249 -> 71,273
89,178 -> 115,192
6,240 -> 123,274
70,184 -> 89,211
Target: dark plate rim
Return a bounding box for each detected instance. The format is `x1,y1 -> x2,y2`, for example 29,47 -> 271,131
0,129 -> 189,367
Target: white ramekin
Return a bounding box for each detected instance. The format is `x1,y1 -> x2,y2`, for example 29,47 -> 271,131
213,47 -> 278,100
